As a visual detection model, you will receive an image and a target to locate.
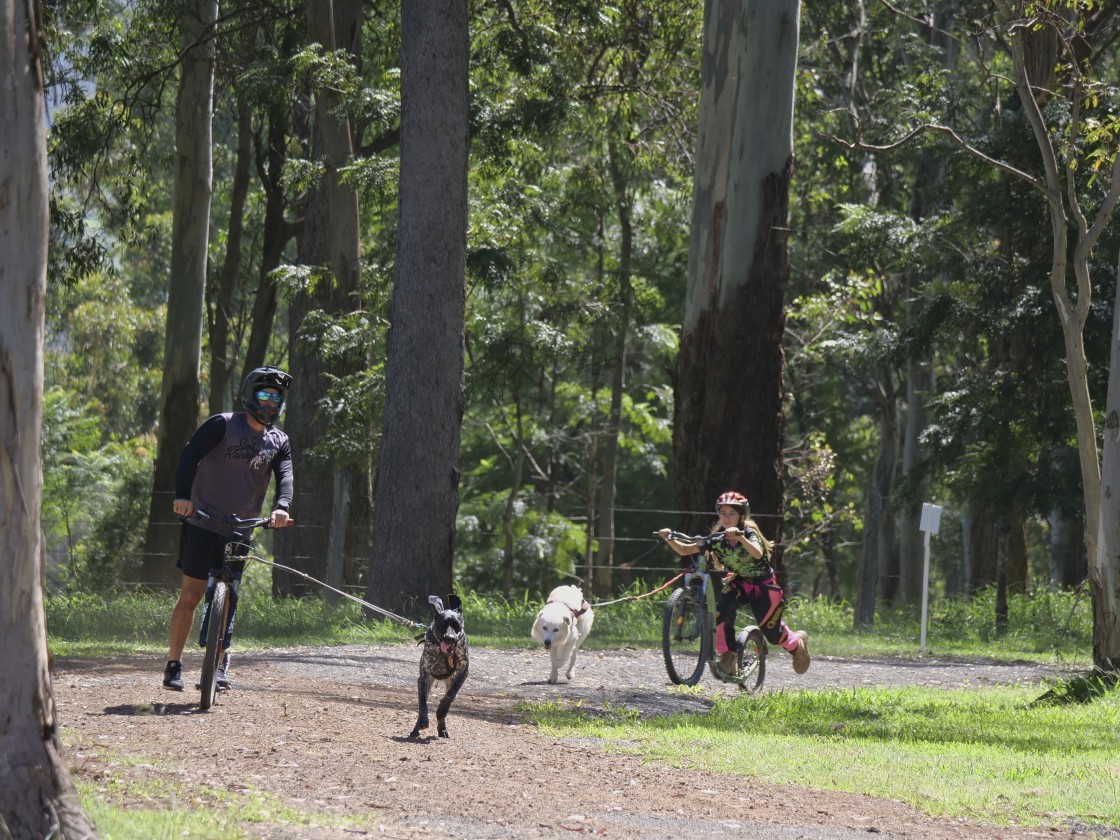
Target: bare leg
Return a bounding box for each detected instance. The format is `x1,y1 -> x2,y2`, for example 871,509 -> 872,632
167,576 -> 207,662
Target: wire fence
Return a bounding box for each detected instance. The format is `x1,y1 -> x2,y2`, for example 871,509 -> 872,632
44,484 -> 900,604
43,487 -> 811,592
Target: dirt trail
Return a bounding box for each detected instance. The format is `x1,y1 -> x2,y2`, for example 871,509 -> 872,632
56,645 -> 1080,839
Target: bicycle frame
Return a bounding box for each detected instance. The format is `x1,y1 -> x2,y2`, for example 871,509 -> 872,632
184,511 -> 272,710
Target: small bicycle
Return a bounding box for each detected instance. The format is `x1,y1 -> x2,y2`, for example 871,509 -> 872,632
655,530 -> 767,694
185,511 -> 277,711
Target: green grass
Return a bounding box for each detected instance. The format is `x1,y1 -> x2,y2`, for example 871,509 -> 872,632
75,775 -> 381,839
47,580 -> 1093,666
522,683 -> 1120,830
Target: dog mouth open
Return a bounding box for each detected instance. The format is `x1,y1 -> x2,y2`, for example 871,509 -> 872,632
440,640 -> 457,654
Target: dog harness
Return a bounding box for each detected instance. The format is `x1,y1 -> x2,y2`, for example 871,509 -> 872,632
549,597 -> 591,618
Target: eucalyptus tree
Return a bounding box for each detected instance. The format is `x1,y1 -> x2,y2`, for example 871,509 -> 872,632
453,0 -> 695,596
868,0 -> 1120,659
793,1 -> 1078,616
792,2 -> 984,618
238,14 -> 306,380
825,1 -> 1120,652
140,0 -> 219,587
273,0 -> 366,595
0,0 -> 99,831
48,0 -> 223,588
986,0 -> 1120,669
365,0 -> 468,613
675,0 -> 801,567
540,0 -> 699,594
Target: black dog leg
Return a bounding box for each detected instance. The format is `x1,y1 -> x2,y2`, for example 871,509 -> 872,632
435,664 -> 469,738
409,672 -> 431,738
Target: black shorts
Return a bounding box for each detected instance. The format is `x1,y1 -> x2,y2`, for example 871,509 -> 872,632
177,523 -> 249,581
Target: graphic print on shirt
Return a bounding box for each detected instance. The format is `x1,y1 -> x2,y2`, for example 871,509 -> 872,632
225,435 -> 278,473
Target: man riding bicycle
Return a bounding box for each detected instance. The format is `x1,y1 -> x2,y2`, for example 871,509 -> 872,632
162,366 -> 295,691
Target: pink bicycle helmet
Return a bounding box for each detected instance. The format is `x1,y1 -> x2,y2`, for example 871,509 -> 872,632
715,491 -> 749,515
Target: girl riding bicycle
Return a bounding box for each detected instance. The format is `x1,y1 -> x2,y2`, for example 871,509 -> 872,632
658,490 -> 810,677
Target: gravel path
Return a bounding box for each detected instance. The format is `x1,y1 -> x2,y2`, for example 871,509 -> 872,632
55,643 -> 1085,840
251,643 -> 1071,716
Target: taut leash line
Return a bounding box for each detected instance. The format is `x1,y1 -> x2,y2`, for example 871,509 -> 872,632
252,554 -> 680,621
589,573 -> 682,609
248,556 -> 426,630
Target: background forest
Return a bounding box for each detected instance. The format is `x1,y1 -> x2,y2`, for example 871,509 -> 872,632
39,0 -> 1119,626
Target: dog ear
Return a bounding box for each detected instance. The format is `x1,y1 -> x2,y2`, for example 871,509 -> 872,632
446,593 -> 462,613
428,594 -> 445,614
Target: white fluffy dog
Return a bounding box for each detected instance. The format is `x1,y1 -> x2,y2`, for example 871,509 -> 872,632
531,585 -> 595,684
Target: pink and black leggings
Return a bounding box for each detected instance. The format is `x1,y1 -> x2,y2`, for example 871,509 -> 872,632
714,575 -> 800,655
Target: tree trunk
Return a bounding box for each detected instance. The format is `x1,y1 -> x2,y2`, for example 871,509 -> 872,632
953,501 -> 971,599
1049,502 -> 1085,591
674,0 -> 799,565
1093,251 -> 1120,671
274,0 -> 363,595
365,0 -> 468,616
582,354 -> 602,590
995,523 -> 1010,633
855,366 -> 898,627
967,501 -> 998,593
593,139 -> 634,598
242,73 -> 298,377
140,0 -> 218,588
208,91 -> 253,415
501,395 -> 526,597
0,2 -> 99,831
994,0 -> 1120,670
898,355 -> 933,603
323,469 -> 352,601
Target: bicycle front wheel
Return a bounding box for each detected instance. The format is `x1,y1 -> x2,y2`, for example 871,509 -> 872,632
736,626 -> 767,694
662,585 -> 710,686
199,581 -> 229,711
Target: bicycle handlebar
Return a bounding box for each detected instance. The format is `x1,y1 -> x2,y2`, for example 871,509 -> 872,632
181,509 -> 291,539
652,530 -> 724,549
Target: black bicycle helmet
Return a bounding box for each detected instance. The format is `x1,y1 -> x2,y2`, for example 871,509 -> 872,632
241,365 -> 292,426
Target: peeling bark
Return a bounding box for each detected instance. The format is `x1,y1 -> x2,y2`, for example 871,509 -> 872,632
0,0 -> 99,832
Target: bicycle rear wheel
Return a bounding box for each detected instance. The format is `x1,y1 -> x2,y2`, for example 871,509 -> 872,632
736,626 -> 767,694
662,585 -> 710,686
199,581 -> 229,711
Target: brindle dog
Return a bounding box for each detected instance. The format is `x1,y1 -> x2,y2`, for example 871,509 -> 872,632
409,594 -> 469,739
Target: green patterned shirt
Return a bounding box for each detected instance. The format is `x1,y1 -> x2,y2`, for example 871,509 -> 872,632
709,527 -> 771,579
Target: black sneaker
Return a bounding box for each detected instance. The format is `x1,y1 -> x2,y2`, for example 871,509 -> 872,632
163,660 -> 184,691
216,652 -> 232,690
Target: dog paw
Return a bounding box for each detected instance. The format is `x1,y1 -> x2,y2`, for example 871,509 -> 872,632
408,729 -> 421,739
438,728 -> 449,739
547,675 -> 559,684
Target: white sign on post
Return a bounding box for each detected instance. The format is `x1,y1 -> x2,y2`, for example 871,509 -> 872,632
919,503 -> 943,655
919,502 -> 942,535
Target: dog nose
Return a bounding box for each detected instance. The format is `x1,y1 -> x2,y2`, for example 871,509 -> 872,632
543,640 -> 551,648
